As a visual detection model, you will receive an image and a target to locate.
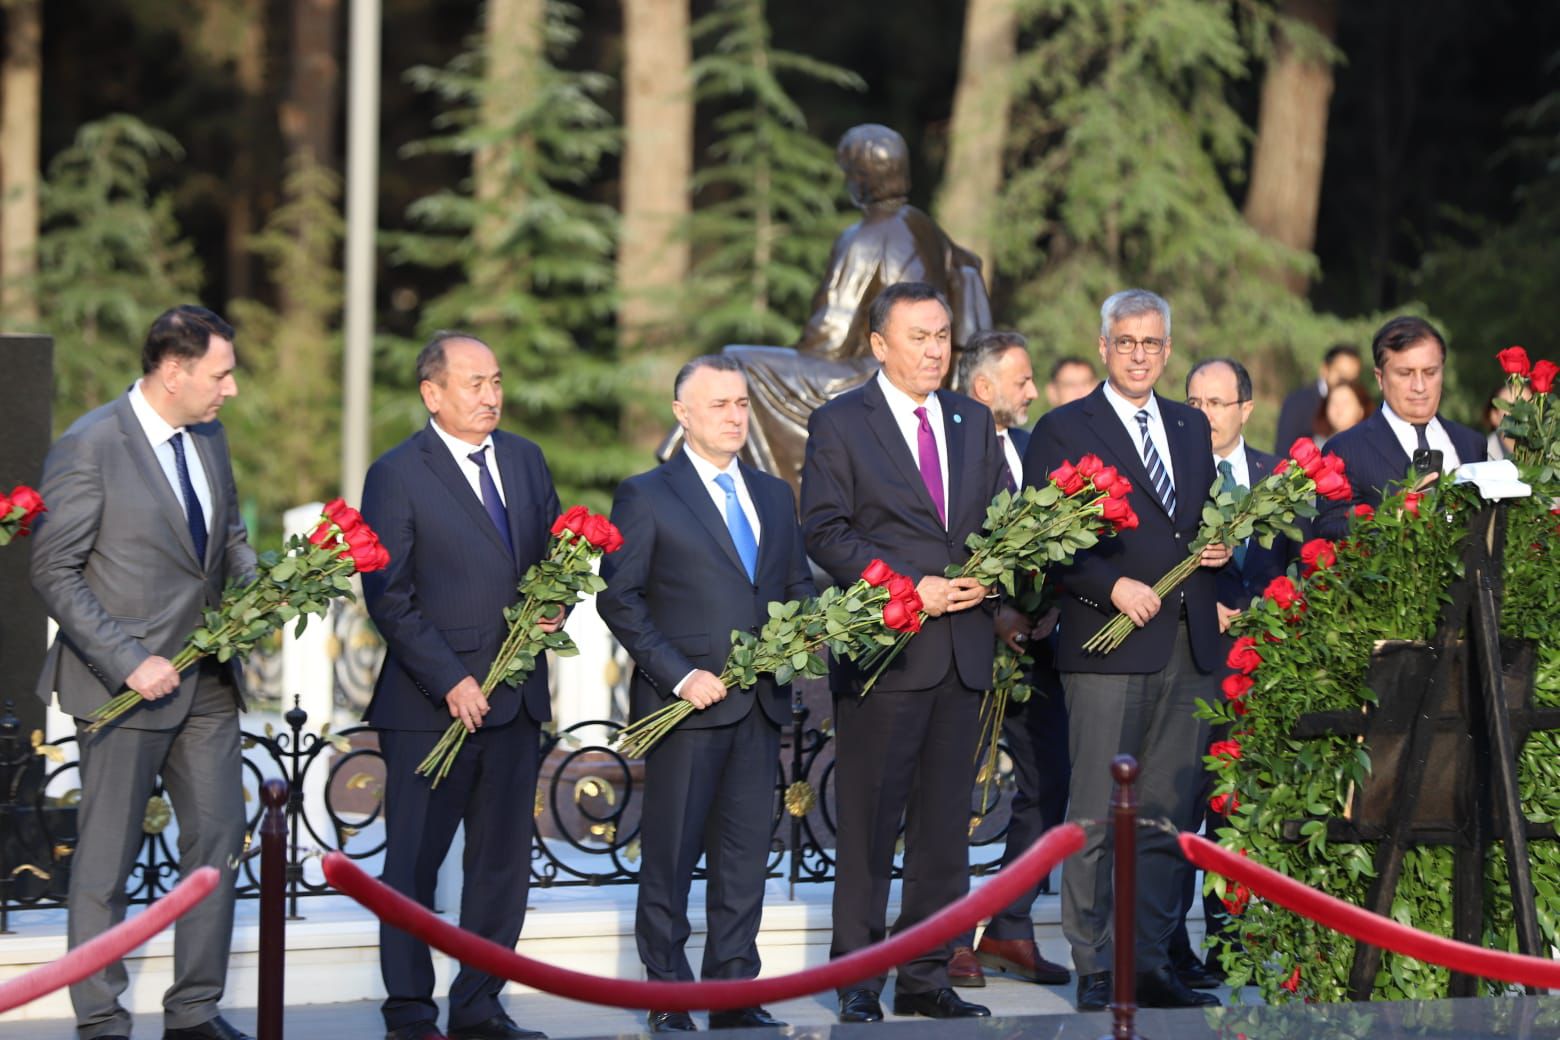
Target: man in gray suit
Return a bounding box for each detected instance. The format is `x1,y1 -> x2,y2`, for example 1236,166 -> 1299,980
31,306 -> 257,1040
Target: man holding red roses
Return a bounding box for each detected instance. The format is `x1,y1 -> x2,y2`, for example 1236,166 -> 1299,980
361,333 -> 561,1040
1022,289 -> 1229,1013
800,282 -> 1009,1024
1315,316 -> 1485,539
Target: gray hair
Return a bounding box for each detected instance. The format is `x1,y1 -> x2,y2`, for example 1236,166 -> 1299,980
956,330 -> 1029,390
1099,289 -> 1172,340
674,353 -> 746,400
416,330 -> 491,384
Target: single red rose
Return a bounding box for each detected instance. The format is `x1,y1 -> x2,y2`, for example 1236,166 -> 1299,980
1402,491 -> 1423,517
581,513 -> 615,550
9,485 -> 45,521
1532,360 -> 1559,394
886,574 -> 916,602
1222,673 -> 1253,702
1210,738 -> 1242,763
1209,791 -> 1241,816
1108,475 -> 1133,500
1289,438 -> 1321,468
1049,462 -> 1084,496
1313,470 -> 1350,501
883,598 -> 922,634
1498,345 -> 1532,377
1075,454 -> 1104,478
307,519 -> 337,546
1090,465 -> 1120,494
862,558 -> 895,587
1223,880 -> 1251,917
0,493 -> 13,520
900,588 -> 925,615
323,498 -> 365,535
1353,503 -> 1375,522
1320,453 -> 1347,475
1262,575 -> 1301,612
1274,458 -> 1292,475
1117,506 -> 1140,531
1099,495 -> 1133,528
1280,966 -> 1302,993
1227,636 -> 1262,674
340,526 -> 389,572
1299,538 -> 1336,572
551,504 -> 591,537
602,523 -> 626,553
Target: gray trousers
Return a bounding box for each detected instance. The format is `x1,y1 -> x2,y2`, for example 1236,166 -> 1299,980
1059,624 -> 1213,975
68,672 -> 245,1038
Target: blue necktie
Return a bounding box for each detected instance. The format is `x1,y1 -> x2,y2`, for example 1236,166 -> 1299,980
1135,410 -> 1177,516
1219,459 -> 1248,570
714,472 -> 758,582
468,447 -> 514,557
169,432 -> 207,564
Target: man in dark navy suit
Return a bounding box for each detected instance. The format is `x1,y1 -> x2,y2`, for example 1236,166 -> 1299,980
362,332 -> 560,1040
1023,289 -> 1230,1013
945,331 -> 1071,991
801,281 -> 1008,1024
1315,317 -> 1486,539
598,356 -> 814,1033
1170,357 -> 1293,987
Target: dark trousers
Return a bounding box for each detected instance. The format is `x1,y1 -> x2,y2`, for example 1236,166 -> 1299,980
377,718 -> 540,1032
636,705 -> 780,983
1171,715 -> 1232,965
829,672 -> 982,996
1059,624 -> 1214,974
69,671 -> 245,1039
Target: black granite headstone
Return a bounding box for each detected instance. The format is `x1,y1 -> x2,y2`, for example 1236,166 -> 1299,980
0,335 -> 54,739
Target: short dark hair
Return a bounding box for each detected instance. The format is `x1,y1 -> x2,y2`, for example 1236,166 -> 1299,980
1185,357 -> 1252,403
867,281 -> 951,338
955,330 -> 1028,389
1323,343 -> 1361,367
1049,355 -> 1094,382
141,305 -> 235,374
416,330 -> 490,385
1371,317 -> 1446,370
673,353 -> 745,400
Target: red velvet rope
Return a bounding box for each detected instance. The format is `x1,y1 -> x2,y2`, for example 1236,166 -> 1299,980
323,823 -> 1086,1011
1180,833 -> 1560,989
0,866 -> 220,1014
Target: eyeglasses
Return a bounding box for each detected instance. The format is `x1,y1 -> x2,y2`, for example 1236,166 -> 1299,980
1110,336 -> 1167,355
1186,397 -> 1249,410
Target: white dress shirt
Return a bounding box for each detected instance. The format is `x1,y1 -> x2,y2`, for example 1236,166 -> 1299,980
1380,404 -> 1461,472
876,371 -> 950,527
683,445 -> 762,543
1101,381 -> 1177,493
128,380 -> 212,534
1214,436 -> 1251,489
429,419 -> 507,506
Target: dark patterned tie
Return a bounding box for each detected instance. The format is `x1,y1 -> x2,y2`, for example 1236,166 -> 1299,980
998,433 -> 1018,494
169,432 -> 207,564
1136,410 -> 1176,516
468,446 -> 514,556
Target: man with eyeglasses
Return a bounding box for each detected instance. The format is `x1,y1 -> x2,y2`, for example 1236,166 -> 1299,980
1022,289 -> 1229,1013
1171,357 -> 1292,989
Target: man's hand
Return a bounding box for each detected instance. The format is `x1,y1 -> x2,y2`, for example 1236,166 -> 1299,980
1032,606 -> 1060,641
994,605 -> 1032,652
445,677 -> 490,734
947,576 -> 990,613
917,575 -> 991,617
1199,542 -> 1233,568
678,669 -> 728,710
1216,603 -> 1241,633
1110,578 -> 1161,627
127,656 -> 181,701
536,605 -> 565,634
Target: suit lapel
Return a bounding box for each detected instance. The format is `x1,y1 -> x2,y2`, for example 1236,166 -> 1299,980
1079,387 -> 1161,516
114,397 -> 202,570
938,390 -> 966,526
741,461 -> 783,579
1363,410 -> 1411,480
1244,446 -> 1271,486
418,426 -> 513,560
492,434 -> 530,555
188,425 -> 228,571
862,378 -> 944,528
665,452 -> 749,579
1159,394 -> 1205,526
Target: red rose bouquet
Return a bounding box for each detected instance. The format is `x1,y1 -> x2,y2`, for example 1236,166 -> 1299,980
614,558 -> 919,757
1082,440 -> 1352,655
418,505 -> 623,786
860,456 -> 1139,693
0,485 -> 46,546
1494,344 -> 1560,479
89,498 -> 389,731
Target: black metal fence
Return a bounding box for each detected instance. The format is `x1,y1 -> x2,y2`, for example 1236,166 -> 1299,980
0,687 -> 1020,928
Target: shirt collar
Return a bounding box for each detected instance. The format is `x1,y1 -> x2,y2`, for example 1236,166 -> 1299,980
429,418 -> 495,462
128,379 -> 182,446
1215,435 -> 1246,463
876,370 -> 942,422
1101,380 -> 1161,426
683,444 -> 742,486
1380,402 -> 1442,439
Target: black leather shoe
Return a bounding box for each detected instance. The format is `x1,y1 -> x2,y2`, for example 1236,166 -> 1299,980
386,1024 -> 447,1040
1137,964 -> 1221,1008
1076,971 -> 1112,1011
708,1006 -> 784,1029
646,1011 -> 697,1032
1176,956 -> 1223,990
891,987 -> 991,1019
837,988 -> 883,1023
448,1014 -> 546,1039
164,1016 -> 254,1040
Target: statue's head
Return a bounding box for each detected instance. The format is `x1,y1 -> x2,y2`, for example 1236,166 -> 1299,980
837,124 -> 910,207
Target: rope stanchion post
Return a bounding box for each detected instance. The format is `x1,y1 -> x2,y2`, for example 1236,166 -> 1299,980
1107,755 -> 1141,1040
258,778 -> 288,1040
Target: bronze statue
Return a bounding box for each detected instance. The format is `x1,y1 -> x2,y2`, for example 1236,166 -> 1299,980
662,124 -> 993,493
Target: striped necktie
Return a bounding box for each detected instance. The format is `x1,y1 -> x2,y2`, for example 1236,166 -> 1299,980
1135,410 -> 1176,516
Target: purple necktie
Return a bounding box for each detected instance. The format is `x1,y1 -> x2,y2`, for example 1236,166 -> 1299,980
998,432 -> 1018,494
914,406 -> 946,525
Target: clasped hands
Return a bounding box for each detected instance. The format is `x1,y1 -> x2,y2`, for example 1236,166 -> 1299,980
1110,541 -> 1233,628
445,607 -> 566,732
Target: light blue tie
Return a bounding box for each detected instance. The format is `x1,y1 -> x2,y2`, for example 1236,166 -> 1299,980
714,472 -> 758,582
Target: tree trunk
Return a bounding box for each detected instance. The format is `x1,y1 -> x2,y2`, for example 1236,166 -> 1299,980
934,0 -> 1017,278
476,0 -> 543,216
281,0 -> 342,170
1,0 -> 42,328
226,0 -> 267,305
1243,0 -> 1338,295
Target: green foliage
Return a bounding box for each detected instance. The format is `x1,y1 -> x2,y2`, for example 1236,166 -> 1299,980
390,1 -> 631,511
226,154 -> 345,534
680,0 -> 865,349
994,0 -> 1373,433
33,116 -> 204,424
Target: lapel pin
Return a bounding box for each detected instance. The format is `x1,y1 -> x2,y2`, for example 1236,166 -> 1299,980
953,413 -> 963,424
